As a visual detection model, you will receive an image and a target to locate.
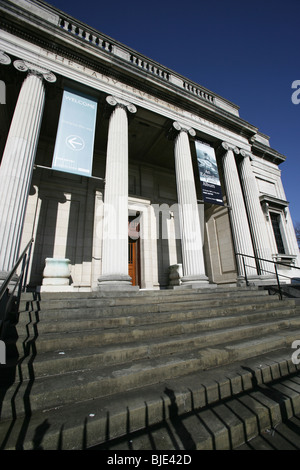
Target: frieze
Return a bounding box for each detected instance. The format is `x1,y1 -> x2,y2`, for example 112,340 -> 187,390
0,36 -> 248,148
0,17 -> 257,147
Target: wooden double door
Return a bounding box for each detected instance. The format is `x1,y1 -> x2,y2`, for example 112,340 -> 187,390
128,216 -> 140,286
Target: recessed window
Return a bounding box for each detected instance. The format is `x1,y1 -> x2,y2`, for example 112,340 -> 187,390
270,212 -> 285,254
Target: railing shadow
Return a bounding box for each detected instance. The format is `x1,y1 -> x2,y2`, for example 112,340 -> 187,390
1,292 -> 300,451
1,365 -> 300,450
87,370 -> 300,451
0,292 -> 41,450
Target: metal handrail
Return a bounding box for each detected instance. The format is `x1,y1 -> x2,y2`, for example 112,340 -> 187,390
0,238 -> 34,338
235,252 -> 300,300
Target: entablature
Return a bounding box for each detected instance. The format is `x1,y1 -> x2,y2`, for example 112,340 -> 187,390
251,138 -> 286,165
0,0 -> 288,168
0,0 -> 259,140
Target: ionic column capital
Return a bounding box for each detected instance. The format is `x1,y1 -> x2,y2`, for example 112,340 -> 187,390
173,121 -> 196,137
240,149 -> 255,161
106,95 -> 137,114
222,141 -> 239,154
13,59 -> 56,83
0,51 -> 11,65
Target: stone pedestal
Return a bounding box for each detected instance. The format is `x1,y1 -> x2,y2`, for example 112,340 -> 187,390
169,264 -> 183,286
41,258 -> 72,292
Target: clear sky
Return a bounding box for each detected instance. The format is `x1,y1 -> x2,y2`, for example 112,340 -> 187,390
45,0 -> 300,225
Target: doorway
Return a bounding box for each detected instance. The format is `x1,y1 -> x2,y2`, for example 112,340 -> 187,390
128,215 -> 140,286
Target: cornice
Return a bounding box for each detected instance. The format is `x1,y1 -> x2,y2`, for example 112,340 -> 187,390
251,140 -> 286,165
0,0 -> 260,143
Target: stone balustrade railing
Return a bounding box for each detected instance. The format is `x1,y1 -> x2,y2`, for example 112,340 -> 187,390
59,18 -> 113,52
129,54 -> 170,81
183,81 -> 215,104
58,16 -> 215,106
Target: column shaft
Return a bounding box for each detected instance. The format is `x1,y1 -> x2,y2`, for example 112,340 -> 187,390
0,72 -> 45,274
222,144 -> 257,278
174,125 -> 208,285
239,152 -> 273,276
98,97 -> 137,289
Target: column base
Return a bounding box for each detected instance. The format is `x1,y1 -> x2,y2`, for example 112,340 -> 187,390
175,274 -> 211,289
97,274 -> 139,291
39,285 -> 75,293
237,274 -> 277,287
256,274 -> 278,286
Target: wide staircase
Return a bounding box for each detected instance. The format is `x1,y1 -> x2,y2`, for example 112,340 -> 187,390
1,285 -> 300,450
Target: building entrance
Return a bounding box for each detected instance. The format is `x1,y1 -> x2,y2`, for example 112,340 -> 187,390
128,216 -> 140,286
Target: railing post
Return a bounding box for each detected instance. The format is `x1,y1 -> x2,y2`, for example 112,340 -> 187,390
16,253 -> 27,311
235,251 -> 300,298
22,241 -> 32,292
0,238 -> 34,339
242,255 -> 249,286
274,263 -> 283,300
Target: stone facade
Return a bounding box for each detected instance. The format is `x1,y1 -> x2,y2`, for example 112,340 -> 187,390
0,0 -> 299,292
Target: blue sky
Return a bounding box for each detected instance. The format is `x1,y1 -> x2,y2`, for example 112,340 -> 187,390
47,0 -> 300,225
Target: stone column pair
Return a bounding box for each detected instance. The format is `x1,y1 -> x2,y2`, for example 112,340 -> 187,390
0,54 -> 56,283
99,114 -> 209,289
221,142 -> 273,282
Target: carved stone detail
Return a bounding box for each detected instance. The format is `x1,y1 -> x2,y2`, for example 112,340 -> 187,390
173,121 -> 196,137
13,59 -> 56,82
106,95 -> 137,114
0,51 -> 11,65
222,141 -> 240,154
240,149 -> 255,161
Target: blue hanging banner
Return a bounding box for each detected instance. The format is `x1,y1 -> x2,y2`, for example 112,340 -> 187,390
195,140 -> 224,206
52,88 -> 97,177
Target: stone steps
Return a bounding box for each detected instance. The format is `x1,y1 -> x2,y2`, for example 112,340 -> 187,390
1,350 -> 299,450
1,322 -> 300,420
4,313 -> 300,381
93,372 -> 300,451
8,308 -> 300,355
20,285 -> 261,303
16,301 -> 277,329
16,293 -> 281,324
1,286 -> 300,450
18,287 -> 269,318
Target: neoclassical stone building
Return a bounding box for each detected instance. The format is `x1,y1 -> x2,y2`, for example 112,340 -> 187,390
0,0 -> 299,292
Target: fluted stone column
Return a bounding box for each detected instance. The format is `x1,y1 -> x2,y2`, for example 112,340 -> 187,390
0,59 -> 56,282
221,142 -> 257,281
173,122 -> 209,286
98,96 -> 137,290
239,150 -> 275,280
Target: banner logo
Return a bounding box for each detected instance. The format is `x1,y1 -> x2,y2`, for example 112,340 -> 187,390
52,88 -> 97,177
195,141 -> 223,205
66,135 -> 85,151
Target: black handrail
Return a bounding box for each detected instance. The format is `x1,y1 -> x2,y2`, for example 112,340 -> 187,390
235,252 -> 300,300
0,238 -> 34,339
